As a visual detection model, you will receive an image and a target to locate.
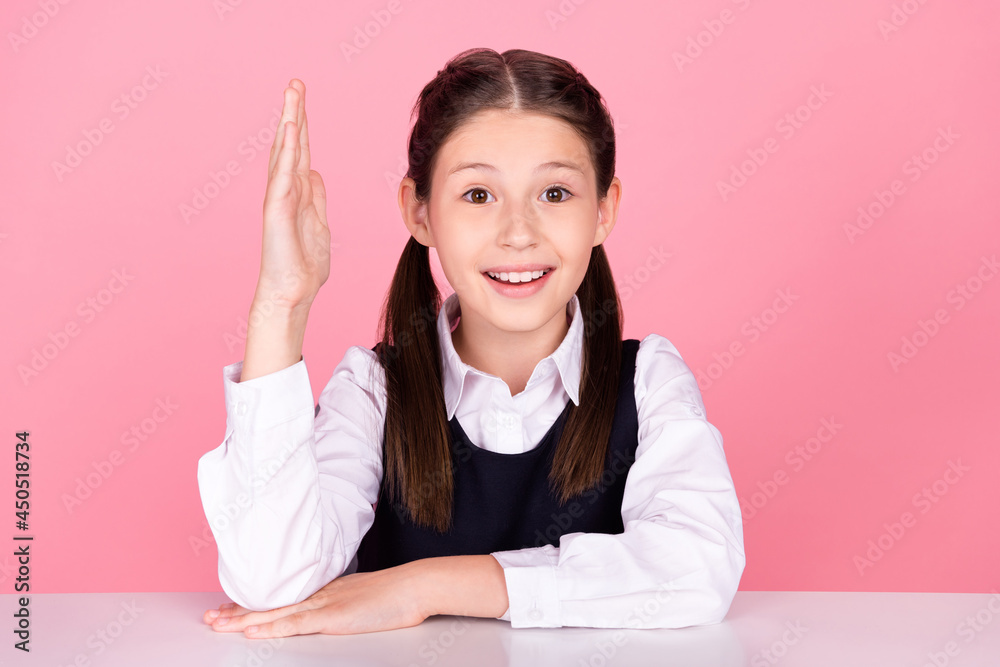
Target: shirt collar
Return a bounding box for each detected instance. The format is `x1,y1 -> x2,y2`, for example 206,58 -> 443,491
437,292 -> 584,420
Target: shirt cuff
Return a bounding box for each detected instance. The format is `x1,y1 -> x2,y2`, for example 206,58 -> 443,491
222,358 -> 313,475
223,358 -> 311,429
490,548 -> 562,628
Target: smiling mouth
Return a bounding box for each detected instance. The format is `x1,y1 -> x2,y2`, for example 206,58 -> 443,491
484,268 -> 552,284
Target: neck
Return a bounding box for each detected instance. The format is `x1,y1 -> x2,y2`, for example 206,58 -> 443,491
451,303 -> 570,397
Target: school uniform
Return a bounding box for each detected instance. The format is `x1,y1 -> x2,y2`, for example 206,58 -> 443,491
197,292 -> 745,628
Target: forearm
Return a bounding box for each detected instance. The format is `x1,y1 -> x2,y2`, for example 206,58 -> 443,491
414,555 -> 509,620
241,297 -> 309,381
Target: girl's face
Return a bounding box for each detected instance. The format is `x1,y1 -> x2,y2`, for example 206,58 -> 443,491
400,108 -> 621,346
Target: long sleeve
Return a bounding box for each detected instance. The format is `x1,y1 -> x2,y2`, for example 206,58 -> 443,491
490,333 -> 746,629
196,346 -> 386,611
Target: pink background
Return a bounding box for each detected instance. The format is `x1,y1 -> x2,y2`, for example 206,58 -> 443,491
2,0 -> 998,596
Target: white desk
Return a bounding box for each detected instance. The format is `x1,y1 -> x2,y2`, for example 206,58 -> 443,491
2,591 -> 998,666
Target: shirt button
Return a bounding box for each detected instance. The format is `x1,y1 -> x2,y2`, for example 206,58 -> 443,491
235,401 -> 247,416
528,609 -> 543,621
691,406 -> 704,418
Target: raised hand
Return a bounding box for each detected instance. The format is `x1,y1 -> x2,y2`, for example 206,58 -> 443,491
239,79 -> 330,381
255,78 -> 330,313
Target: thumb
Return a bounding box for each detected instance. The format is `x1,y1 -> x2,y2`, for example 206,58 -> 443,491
310,170 -> 328,225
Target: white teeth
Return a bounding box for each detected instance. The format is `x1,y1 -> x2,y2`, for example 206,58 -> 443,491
487,269 -> 549,284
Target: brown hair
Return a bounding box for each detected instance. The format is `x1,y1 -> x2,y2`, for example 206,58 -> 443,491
372,48 -> 623,533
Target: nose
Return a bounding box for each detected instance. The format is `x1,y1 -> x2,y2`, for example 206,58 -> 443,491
498,202 -> 539,249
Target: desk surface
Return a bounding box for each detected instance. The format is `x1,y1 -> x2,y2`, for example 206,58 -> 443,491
2,591 -> 998,666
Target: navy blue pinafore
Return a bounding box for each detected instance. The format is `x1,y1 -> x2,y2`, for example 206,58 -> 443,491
353,338 -> 641,571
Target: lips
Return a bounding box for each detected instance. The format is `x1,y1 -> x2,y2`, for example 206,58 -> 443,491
482,263 -> 555,273
482,267 -> 554,298
485,268 -> 551,284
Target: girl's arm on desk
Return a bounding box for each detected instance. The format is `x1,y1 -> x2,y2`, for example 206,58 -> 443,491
203,555 -> 508,637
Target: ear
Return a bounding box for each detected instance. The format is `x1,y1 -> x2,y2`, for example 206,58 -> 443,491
398,176 -> 434,247
593,176 -> 622,246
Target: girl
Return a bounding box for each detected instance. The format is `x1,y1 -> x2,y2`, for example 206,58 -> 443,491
197,47 -> 745,638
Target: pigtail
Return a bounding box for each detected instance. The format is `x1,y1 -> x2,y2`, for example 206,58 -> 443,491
549,245 -> 623,504
375,236 -> 454,533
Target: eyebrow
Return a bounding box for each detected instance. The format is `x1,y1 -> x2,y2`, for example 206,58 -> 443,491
447,160 -> 585,178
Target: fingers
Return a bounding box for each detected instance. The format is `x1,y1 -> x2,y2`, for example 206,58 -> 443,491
244,610 -> 322,639
271,118 -> 297,193
266,79 -> 312,187
310,170 -> 327,225
292,79 -> 311,178
268,83 -> 299,177
203,601 -> 244,625
267,87 -> 288,176
261,117 -> 296,210
207,602 -> 298,634
297,103 -> 311,177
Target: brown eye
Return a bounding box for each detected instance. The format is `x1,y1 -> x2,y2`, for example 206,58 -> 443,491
463,188 -> 494,204
544,187 -> 572,203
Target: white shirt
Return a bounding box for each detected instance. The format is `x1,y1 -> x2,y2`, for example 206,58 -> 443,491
197,292 -> 745,629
